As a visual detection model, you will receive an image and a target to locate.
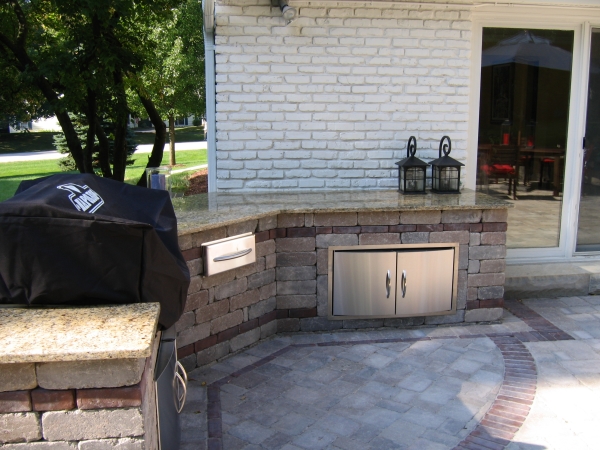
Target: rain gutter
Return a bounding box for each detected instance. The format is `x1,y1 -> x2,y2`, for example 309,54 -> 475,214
203,0 -> 217,192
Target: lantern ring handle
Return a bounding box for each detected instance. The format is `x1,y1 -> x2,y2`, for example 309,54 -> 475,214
407,136 -> 417,158
439,135 -> 452,157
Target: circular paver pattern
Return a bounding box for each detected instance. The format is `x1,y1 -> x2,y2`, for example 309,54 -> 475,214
180,300 -> 587,450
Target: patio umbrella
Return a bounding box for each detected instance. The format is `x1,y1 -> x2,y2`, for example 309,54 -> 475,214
482,30 -> 573,71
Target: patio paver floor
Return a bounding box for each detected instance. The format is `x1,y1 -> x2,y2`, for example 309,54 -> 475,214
180,296 -> 600,449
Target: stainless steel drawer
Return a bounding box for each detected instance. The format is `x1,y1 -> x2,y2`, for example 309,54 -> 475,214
201,232 -> 256,276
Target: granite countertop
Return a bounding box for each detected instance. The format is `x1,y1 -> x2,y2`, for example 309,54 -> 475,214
0,303 -> 160,364
173,189 -> 512,235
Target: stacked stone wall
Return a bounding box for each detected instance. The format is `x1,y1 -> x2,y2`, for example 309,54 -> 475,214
176,208 -> 507,369
177,217 -> 280,370
0,355 -> 155,449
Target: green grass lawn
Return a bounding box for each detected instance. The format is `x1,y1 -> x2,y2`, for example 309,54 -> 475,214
0,148 -> 207,202
0,126 -> 205,154
0,160 -> 78,201
133,126 -> 205,145
124,149 -> 207,185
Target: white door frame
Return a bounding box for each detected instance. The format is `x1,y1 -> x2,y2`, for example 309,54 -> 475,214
468,6 -> 600,263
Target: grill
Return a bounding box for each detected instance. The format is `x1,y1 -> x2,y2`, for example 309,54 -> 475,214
0,173 -> 191,449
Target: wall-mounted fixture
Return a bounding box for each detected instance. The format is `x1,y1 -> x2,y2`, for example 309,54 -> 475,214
278,0 -> 296,21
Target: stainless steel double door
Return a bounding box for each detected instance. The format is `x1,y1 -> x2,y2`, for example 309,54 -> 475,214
332,249 -> 454,317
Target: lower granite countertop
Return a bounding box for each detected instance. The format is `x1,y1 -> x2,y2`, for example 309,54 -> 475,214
0,303 -> 160,364
173,189 -> 512,235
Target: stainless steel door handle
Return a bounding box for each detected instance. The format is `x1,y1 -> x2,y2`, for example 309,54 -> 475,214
213,248 -> 252,262
176,361 -> 188,385
385,270 -> 391,298
175,361 -> 188,413
174,372 -> 187,413
401,270 -> 407,298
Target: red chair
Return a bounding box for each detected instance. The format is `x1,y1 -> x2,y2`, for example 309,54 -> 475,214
480,145 -> 519,200
539,157 -> 555,190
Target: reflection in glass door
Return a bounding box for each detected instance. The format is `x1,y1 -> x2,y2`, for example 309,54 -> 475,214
577,29 -> 600,252
476,28 -> 574,249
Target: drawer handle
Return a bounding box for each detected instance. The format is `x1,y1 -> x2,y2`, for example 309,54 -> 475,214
174,371 -> 187,413
213,248 -> 252,262
175,361 -> 188,413
401,270 -> 407,298
385,270 -> 391,298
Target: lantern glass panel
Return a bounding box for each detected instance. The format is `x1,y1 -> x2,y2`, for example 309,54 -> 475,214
433,167 -> 440,191
405,167 -> 425,192
399,167 -> 405,191
439,167 -> 459,191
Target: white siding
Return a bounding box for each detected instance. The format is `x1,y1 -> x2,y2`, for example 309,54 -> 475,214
214,1 -> 472,190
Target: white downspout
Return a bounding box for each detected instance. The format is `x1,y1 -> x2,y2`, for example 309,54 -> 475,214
203,0 -> 217,192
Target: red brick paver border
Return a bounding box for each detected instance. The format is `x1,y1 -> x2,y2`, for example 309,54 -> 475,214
453,336 -> 537,450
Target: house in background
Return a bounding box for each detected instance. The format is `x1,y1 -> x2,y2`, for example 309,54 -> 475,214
5,115 -> 204,132
202,0 -> 600,277
7,116 -> 62,133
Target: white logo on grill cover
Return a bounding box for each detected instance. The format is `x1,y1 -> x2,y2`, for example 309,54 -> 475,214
57,183 -> 104,213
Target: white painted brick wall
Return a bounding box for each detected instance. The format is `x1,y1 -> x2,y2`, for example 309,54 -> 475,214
213,1 -> 472,190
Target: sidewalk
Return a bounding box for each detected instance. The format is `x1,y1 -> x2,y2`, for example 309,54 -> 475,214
0,141 -> 207,163
182,297 -> 600,450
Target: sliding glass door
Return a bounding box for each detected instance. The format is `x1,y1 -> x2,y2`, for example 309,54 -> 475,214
576,29 -> 600,253
476,28 -> 574,250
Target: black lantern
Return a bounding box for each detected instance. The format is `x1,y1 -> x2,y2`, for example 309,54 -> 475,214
395,136 -> 429,194
430,136 -> 464,194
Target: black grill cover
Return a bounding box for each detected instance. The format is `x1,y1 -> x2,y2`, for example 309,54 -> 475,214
0,173 -> 190,329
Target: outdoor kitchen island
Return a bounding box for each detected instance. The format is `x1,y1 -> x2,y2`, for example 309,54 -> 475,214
172,189 -> 512,371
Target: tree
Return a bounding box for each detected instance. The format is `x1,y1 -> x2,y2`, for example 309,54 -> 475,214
53,114 -> 137,173
0,57 -> 51,128
130,0 -> 205,167
0,0 -> 202,184
0,0 -> 87,171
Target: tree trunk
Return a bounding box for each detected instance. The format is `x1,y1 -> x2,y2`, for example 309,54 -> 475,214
53,110 -> 85,173
169,115 -> 176,166
95,117 -> 112,178
83,89 -> 96,173
136,94 -> 166,187
112,120 -> 127,181
111,70 -> 128,181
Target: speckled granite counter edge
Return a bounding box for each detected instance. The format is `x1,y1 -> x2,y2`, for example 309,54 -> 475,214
0,303 -> 161,364
173,189 -> 513,236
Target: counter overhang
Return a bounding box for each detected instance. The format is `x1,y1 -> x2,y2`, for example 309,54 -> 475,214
173,189 -> 512,235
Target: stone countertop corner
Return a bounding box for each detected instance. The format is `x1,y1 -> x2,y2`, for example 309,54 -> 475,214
0,303 -> 160,364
